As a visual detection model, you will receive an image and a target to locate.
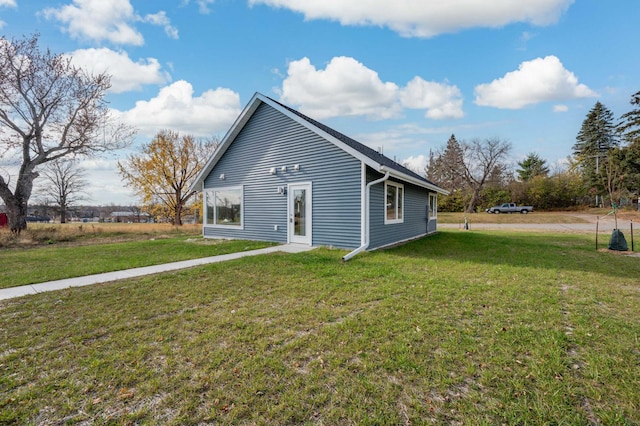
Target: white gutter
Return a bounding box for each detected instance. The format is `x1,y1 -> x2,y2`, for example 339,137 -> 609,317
342,169 -> 390,261
383,167 -> 450,195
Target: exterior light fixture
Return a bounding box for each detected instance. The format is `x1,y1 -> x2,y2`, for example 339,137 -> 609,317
269,167 -> 276,175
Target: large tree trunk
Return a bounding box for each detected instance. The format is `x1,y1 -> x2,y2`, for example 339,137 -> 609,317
466,188 -> 481,213
174,202 -> 183,226
0,169 -> 37,234
4,196 -> 28,234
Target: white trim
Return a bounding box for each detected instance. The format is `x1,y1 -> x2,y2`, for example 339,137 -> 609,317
287,181 -> 312,245
204,185 -> 244,229
190,93 -> 264,193
384,181 -> 404,225
379,166 -> 449,195
360,162 -> 367,245
342,171 -> 390,261
190,93 -> 449,196
429,193 -> 438,219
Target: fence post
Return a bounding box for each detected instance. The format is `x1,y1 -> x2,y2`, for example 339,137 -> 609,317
595,217 -> 599,251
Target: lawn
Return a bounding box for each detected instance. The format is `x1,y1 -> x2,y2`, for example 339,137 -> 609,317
1,230 -> 639,424
0,236 -> 275,289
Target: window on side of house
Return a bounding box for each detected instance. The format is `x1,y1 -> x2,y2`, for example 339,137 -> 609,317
205,186 -> 243,228
385,181 -> 404,224
429,193 -> 437,219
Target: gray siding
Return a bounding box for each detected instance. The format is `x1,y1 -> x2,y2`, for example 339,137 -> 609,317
203,102 -> 361,249
367,168 -> 435,250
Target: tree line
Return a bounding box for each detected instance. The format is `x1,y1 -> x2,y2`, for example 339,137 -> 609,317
424,93 -> 640,213
0,34 -> 215,231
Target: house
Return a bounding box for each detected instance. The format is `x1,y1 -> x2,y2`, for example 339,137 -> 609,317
191,93 -> 448,260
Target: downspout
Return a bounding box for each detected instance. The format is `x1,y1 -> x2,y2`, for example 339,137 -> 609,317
201,180 -> 205,237
342,169 -> 390,261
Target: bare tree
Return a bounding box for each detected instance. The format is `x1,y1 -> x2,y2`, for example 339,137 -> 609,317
460,138 -> 512,213
0,34 -> 135,233
37,159 -> 88,223
427,136 -> 511,212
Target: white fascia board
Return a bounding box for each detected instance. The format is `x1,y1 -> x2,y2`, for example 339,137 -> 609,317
380,166 -> 450,195
189,92 -> 264,193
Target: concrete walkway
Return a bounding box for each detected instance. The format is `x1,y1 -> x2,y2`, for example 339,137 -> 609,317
0,244 -> 314,301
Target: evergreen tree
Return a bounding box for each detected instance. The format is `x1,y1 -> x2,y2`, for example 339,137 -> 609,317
618,90 -> 640,145
516,153 -> 549,181
617,91 -> 640,198
426,134 -> 465,191
573,102 -> 618,204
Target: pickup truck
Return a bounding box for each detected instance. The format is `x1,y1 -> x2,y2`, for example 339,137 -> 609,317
485,203 -> 533,214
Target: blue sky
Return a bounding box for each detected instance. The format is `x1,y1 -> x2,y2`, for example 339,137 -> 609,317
1,0 -> 639,205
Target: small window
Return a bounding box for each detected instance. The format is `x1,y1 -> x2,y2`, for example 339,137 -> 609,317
385,181 -> 404,224
205,186 -> 243,227
429,194 -> 437,219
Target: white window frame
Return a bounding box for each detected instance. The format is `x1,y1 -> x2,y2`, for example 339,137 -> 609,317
204,185 -> 244,229
384,181 -> 404,224
429,193 -> 437,219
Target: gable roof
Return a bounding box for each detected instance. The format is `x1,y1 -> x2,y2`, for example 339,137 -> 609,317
192,92 -> 448,195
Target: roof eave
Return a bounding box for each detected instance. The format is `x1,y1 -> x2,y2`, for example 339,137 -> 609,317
190,92 -> 264,193
380,166 -> 450,195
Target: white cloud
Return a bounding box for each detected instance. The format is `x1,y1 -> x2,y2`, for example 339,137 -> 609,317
553,104 -> 569,112
143,11 -> 179,39
43,0 -> 179,45
68,48 -> 171,93
280,56 -> 464,120
77,158 -> 137,205
250,0 -> 574,38
281,56 -> 400,119
0,0 -> 16,28
402,154 -> 428,175
114,81 -> 242,137
182,0 -> 215,14
43,0 -> 144,45
474,55 -> 597,109
400,77 -> 464,119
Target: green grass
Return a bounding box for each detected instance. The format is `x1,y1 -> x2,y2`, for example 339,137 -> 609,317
0,238 -> 275,289
1,230 -> 639,424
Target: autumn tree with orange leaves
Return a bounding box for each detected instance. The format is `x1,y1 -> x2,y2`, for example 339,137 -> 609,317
118,130 -> 217,225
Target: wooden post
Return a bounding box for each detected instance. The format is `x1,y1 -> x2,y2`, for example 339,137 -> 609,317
595,217 -> 599,251
631,220 -> 635,252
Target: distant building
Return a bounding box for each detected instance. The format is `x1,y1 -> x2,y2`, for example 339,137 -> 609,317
109,211 -> 151,223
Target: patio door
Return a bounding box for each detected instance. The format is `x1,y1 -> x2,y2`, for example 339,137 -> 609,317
288,182 -> 312,245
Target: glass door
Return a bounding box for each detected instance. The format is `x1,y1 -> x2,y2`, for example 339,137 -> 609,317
288,182 -> 312,245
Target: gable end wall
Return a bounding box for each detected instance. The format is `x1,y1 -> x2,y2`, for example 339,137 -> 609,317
203,102 -> 362,249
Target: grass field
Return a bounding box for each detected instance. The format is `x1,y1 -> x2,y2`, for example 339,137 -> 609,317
0,223 -> 202,249
0,237 -> 275,289
1,230 -> 639,424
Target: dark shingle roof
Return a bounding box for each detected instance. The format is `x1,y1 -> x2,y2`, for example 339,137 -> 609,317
266,96 -> 438,187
